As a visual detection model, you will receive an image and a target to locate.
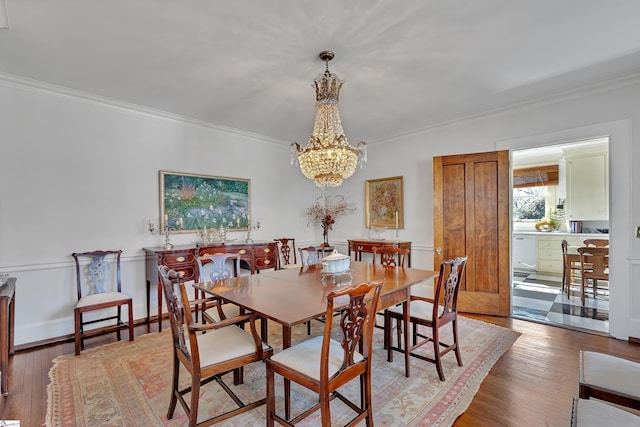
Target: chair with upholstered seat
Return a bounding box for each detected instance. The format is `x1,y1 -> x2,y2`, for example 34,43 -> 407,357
371,246 -> 410,346
298,245 -> 328,266
579,350 -> 640,410
196,253 -> 243,324
71,250 -> 134,355
578,247 -> 608,306
159,265 -> 273,427
385,257 -> 467,381
274,238 -> 301,269
266,280 -> 383,426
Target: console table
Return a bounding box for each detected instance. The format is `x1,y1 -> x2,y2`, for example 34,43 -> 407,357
347,239 -> 412,267
144,241 -> 278,331
0,278 -> 15,396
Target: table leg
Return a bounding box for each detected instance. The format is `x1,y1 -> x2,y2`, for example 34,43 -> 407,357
157,281 -> 163,332
146,279 -> 151,333
0,298 -> 8,395
282,325 -> 292,420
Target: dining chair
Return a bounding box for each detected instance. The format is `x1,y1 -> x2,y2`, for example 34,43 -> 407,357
159,265 -> 273,427
371,246 -> 411,346
577,247 -> 608,306
273,238 -> 302,269
266,280 -> 383,426
195,253 -> 242,324
562,240 -> 590,297
579,350 -> 640,410
298,245 -> 326,266
583,239 -> 609,247
384,256 -> 467,381
71,250 -> 134,355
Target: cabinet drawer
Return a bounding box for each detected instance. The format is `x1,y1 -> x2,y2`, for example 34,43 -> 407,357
538,249 -> 561,260
254,256 -> 276,269
537,259 -> 562,273
255,245 -> 275,256
538,238 -> 562,250
161,251 -> 195,266
172,266 -> 196,280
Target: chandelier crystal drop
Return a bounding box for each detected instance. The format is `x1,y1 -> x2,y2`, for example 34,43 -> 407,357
291,51 -> 367,187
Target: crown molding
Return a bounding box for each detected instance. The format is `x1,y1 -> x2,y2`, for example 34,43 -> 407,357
0,71 -> 289,146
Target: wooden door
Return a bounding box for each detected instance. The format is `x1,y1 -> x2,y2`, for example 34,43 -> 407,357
434,150 -> 510,316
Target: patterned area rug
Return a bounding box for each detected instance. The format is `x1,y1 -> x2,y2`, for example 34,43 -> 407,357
46,316 -> 519,426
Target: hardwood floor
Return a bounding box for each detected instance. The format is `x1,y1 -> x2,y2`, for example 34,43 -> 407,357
3,316 -> 639,426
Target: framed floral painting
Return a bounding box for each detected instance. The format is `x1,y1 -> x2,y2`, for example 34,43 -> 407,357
365,176 -> 404,229
160,171 -> 250,233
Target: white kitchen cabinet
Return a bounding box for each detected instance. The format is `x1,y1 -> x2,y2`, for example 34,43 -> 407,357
566,153 -> 608,220
535,234 -> 595,274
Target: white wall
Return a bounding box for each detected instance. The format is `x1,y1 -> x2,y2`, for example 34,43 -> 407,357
1,74 -> 639,345
0,80 -> 323,345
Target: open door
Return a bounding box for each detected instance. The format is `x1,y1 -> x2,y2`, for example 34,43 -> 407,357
434,150 -> 510,316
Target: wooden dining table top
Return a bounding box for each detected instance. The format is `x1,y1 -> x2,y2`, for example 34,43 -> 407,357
192,261 -> 439,328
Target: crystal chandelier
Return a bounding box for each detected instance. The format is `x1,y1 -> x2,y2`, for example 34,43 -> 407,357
291,51 -> 367,187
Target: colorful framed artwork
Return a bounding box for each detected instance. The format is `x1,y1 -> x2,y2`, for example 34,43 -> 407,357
159,171 -> 250,233
365,176 -> 404,229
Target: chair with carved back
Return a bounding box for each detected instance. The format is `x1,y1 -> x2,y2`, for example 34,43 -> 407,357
371,246 -> 411,346
159,265 -> 273,427
298,245 -> 327,266
195,253 -> 243,324
266,280 -> 383,426
71,250 -> 134,355
385,256 -> 467,381
578,247 -> 609,306
273,238 -> 301,269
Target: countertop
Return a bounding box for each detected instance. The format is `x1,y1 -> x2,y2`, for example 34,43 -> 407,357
512,231 -> 608,237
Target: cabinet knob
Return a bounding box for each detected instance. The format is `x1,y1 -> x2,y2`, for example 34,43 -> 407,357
264,248 -> 270,253
239,250 -> 246,255
264,259 -> 271,265
176,256 -> 185,262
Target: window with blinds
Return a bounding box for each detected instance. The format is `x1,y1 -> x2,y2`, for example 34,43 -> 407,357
513,165 -> 559,188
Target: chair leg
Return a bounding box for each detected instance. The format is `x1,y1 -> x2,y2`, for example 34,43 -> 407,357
581,276 -> 586,306
167,357 -> 180,419
363,372 -> 374,427
266,362 -> 275,427
384,312 -> 393,362
319,387 -> 331,425
190,375 -> 200,427
74,309 -> 82,355
452,319 -> 463,367
116,306 -> 122,341
433,326 -> 445,381
128,302 -> 134,341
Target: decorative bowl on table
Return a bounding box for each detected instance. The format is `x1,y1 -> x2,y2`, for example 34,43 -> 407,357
321,250 -> 351,274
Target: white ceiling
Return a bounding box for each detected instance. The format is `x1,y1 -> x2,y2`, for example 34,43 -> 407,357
2,1 -> 640,144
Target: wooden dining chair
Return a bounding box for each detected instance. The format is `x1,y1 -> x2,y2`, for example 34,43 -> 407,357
159,265 -> 273,427
298,245 -> 326,266
578,247 -> 609,306
579,350 -> 640,410
385,257 -> 467,381
571,397 -> 640,426
195,253 -> 242,324
71,250 -> 134,355
371,246 -> 410,346
266,280 -> 383,426
583,239 -> 609,247
273,238 -> 302,269
562,240 -> 589,297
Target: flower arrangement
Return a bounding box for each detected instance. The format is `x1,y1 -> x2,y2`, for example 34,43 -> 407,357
305,194 -> 356,245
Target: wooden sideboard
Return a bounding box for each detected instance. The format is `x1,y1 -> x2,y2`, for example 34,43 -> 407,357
144,241 -> 278,331
0,277 -> 15,396
347,239 -> 412,267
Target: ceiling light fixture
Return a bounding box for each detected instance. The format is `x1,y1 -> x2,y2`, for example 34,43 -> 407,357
291,51 -> 366,187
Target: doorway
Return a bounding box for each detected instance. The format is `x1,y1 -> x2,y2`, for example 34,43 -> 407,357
510,137 -> 610,335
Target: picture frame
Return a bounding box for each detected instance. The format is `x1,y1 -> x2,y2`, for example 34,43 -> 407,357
365,176 -> 404,229
159,171 -> 250,233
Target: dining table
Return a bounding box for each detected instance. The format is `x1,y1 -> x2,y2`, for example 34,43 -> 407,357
193,260 -> 438,418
